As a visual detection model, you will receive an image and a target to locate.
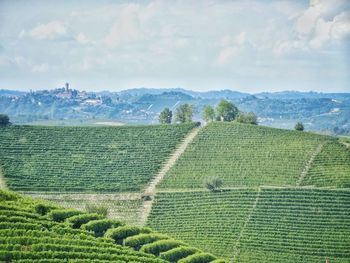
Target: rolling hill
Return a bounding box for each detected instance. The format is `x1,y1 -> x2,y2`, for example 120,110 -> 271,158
0,123 -> 196,192
0,190 -> 226,262
1,122 -> 349,262
147,122 -> 350,262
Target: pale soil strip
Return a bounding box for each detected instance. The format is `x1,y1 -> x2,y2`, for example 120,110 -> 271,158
140,127 -> 201,226
232,188 -> 262,262
0,167 -> 8,190
24,192 -> 141,201
297,142 -> 326,186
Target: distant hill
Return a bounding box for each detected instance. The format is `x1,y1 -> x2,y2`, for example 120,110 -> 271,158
0,87 -> 349,134
0,89 -> 27,97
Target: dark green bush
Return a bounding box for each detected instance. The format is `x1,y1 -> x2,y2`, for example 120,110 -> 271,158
34,203 -> 56,216
178,252 -> 217,263
160,246 -> 199,262
140,239 -> 185,256
66,213 -> 103,229
204,176 -> 223,192
105,225 -> 151,245
124,233 -> 169,250
48,209 -> 82,222
81,219 -> 124,237
0,191 -> 18,201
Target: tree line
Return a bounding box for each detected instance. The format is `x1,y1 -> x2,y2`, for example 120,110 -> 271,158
159,99 -> 257,125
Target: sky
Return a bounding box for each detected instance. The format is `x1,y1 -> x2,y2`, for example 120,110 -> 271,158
0,0 -> 349,93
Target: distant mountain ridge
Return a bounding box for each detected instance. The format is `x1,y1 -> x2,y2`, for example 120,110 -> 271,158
0,87 -> 349,135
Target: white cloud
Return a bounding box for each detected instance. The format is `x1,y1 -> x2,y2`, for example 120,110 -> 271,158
216,47 -> 239,66
103,4 -> 145,48
331,11 -> 350,41
274,0 -> 350,54
216,32 -> 246,66
31,63 -> 49,73
20,21 -> 67,40
75,33 -> 91,45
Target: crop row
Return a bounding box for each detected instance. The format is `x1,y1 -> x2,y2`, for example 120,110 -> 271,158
147,189 -> 258,258
303,142 -> 350,188
0,190 -> 227,263
147,188 -> 350,261
0,123 -> 196,192
159,122 -> 334,189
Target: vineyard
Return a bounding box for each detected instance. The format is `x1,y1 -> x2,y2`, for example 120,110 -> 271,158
147,190 -> 258,258
0,123 -> 196,192
1,121 -> 350,262
159,122 -> 335,189
301,142 -> 350,188
147,188 -> 350,262
26,193 -> 144,226
0,190 -> 227,262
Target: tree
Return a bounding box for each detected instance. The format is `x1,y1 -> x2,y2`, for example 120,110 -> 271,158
0,114 -> 10,127
295,122 -> 304,131
204,176 -> 223,192
175,104 -> 193,123
236,112 -> 258,125
216,100 -> 239,122
159,108 -> 172,124
202,105 -> 215,122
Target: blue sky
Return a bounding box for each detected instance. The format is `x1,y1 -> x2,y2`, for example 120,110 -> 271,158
0,0 -> 349,92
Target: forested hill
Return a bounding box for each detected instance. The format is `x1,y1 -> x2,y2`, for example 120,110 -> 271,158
1,88 -> 349,135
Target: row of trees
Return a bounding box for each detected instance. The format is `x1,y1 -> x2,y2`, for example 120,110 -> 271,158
159,104 -> 194,124
159,100 -> 257,125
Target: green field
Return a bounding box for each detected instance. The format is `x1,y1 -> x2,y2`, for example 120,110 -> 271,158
1,122 -> 350,262
0,190 -> 226,262
302,142 -> 350,188
148,188 -> 350,262
147,189 -> 257,258
159,122 -> 335,189
237,188 -> 350,263
0,123 -> 196,192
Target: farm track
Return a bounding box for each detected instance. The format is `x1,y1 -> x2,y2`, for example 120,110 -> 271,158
297,142 -> 326,186
140,127 -> 201,226
0,167 -> 7,190
232,188 -> 261,262
24,192 -> 141,201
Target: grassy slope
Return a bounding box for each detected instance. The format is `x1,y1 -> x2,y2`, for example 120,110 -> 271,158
302,142 -> 350,188
148,188 -> 350,262
0,191 -> 165,263
147,190 -> 257,258
160,122 -> 335,189
149,122 -> 350,262
0,123 -> 196,192
237,188 -> 350,263
0,190 -> 226,262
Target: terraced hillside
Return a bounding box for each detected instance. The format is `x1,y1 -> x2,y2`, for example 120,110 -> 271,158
159,122 -> 335,189
0,123 -> 196,192
148,188 -> 350,262
148,122 -> 350,262
147,190 -> 258,257
0,190 -> 226,262
301,142 -> 350,188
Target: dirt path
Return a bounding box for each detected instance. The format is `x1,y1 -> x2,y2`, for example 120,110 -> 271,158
0,167 -> 7,190
140,127 -> 201,225
297,142 -> 326,186
25,192 -> 141,201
